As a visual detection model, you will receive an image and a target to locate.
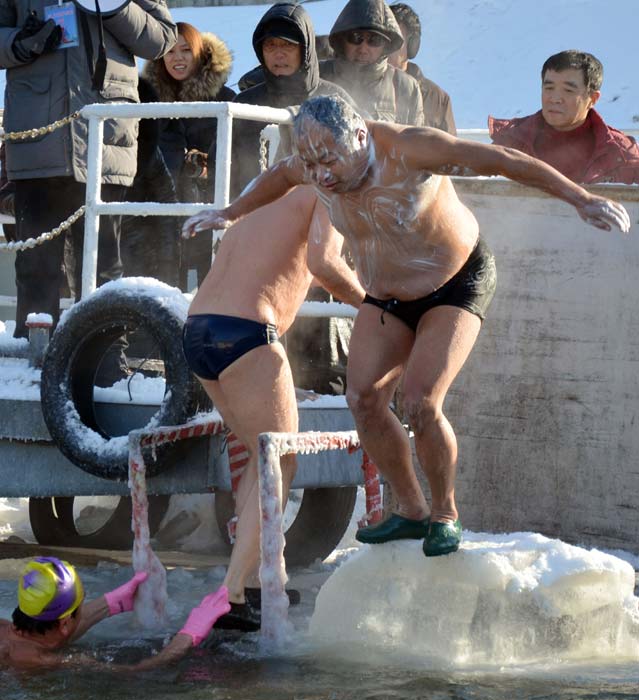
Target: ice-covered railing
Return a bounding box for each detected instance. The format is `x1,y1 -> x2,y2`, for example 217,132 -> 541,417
127,414 -> 380,648
256,429 -> 378,647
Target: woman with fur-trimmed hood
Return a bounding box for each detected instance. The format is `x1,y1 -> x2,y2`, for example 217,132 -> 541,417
143,22 -> 235,288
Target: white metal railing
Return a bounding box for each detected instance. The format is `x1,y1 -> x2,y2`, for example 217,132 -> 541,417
80,100 -> 293,299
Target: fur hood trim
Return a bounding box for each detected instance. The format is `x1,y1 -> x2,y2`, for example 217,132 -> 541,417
143,32 -> 233,102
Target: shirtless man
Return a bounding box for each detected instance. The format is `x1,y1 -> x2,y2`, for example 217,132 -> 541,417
183,95 -> 630,558
182,186 -> 365,629
1,556 -> 230,670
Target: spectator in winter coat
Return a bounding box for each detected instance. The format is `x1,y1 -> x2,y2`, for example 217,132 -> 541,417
388,3 -> 456,134
319,0 -> 424,126
228,1 -> 351,199
120,77 -> 180,287
0,0 -> 177,340
489,50 -> 639,184
144,22 -> 235,288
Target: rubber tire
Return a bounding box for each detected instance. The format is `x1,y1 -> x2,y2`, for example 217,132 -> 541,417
28,495 -> 171,550
214,486 -> 358,567
40,285 -> 200,481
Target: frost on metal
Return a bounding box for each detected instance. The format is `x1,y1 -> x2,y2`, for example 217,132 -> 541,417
129,436 -> 168,629
257,429 -> 363,648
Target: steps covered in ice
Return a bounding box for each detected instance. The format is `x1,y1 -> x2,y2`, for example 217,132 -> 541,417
309,531 -> 639,666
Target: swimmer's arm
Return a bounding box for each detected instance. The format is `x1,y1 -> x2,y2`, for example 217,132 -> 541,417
390,125 -> 631,233
182,157 -> 305,238
68,597 -> 110,641
47,634 -> 193,673
114,633 -> 193,672
306,202 -> 366,307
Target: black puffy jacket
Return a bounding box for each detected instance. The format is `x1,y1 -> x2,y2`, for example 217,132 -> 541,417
120,77 -> 180,287
227,1 -> 350,198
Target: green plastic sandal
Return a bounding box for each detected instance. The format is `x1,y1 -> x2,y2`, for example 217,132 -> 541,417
422,519 -> 462,557
356,513 -> 430,544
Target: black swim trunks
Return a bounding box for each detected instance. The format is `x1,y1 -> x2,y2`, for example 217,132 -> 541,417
363,236 -> 497,332
182,314 -> 279,380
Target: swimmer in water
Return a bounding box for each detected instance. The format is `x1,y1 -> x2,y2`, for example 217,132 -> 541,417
0,557 -> 230,670
183,95 -> 631,558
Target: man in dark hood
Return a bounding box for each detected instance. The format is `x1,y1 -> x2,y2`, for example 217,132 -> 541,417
320,0 -> 424,126
225,1 -> 351,197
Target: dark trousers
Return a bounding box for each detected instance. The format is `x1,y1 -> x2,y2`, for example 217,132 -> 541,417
13,178 -> 125,339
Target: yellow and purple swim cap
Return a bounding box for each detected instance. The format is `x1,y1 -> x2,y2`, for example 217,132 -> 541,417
18,557 -> 84,621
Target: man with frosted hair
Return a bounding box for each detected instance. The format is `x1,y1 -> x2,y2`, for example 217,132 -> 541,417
183,95 -> 630,557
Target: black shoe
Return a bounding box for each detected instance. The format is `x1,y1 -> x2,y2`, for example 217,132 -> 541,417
214,601 -> 261,632
244,587 -> 301,610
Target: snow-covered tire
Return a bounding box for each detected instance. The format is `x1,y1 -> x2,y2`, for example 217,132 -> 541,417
40,280 -> 200,481
214,486 -> 357,567
28,495 -> 171,549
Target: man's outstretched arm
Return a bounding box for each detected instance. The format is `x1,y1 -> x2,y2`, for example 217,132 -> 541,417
388,125 -> 631,233
182,157 -> 306,238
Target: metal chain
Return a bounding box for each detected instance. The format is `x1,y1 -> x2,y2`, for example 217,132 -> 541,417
2,111 -> 81,142
0,112 -> 84,252
0,206 -> 85,252
258,133 -> 269,172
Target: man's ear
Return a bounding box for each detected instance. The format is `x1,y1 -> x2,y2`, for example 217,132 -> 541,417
58,617 -> 73,638
356,128 -> 368,148
589,90 -> 601,109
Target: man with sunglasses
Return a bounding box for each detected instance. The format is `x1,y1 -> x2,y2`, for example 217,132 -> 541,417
320,0 -> 423,126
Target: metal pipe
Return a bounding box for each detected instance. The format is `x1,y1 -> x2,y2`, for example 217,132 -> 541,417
82,116 -> 104,298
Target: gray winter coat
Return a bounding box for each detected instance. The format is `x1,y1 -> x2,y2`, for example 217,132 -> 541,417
320,0 -> 423,126
0,0 -> 177,185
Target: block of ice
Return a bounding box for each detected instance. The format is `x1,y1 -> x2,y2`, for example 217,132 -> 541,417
309,531 -> 639,665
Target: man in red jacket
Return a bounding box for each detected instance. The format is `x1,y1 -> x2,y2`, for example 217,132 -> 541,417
489,50 -> 639,184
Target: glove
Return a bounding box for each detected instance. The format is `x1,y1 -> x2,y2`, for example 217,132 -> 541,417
179,586 -> 230,646
104,571 -> 148,616
12,11 -> 62,62
183,149 -> 208,179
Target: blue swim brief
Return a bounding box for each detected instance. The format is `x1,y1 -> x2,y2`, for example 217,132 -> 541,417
182,314 -> 279,380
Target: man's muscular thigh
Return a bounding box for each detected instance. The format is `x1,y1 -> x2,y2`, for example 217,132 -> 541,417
218,342 -> 298,437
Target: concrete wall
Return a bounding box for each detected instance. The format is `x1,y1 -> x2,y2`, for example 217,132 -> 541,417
447,179 -> 639,553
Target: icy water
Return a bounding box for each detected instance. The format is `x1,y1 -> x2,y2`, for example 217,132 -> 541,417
1,562 -> 638,700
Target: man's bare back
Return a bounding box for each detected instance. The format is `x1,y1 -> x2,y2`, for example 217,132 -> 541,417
189,186 -> 341,334
0,620 -> 62,669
